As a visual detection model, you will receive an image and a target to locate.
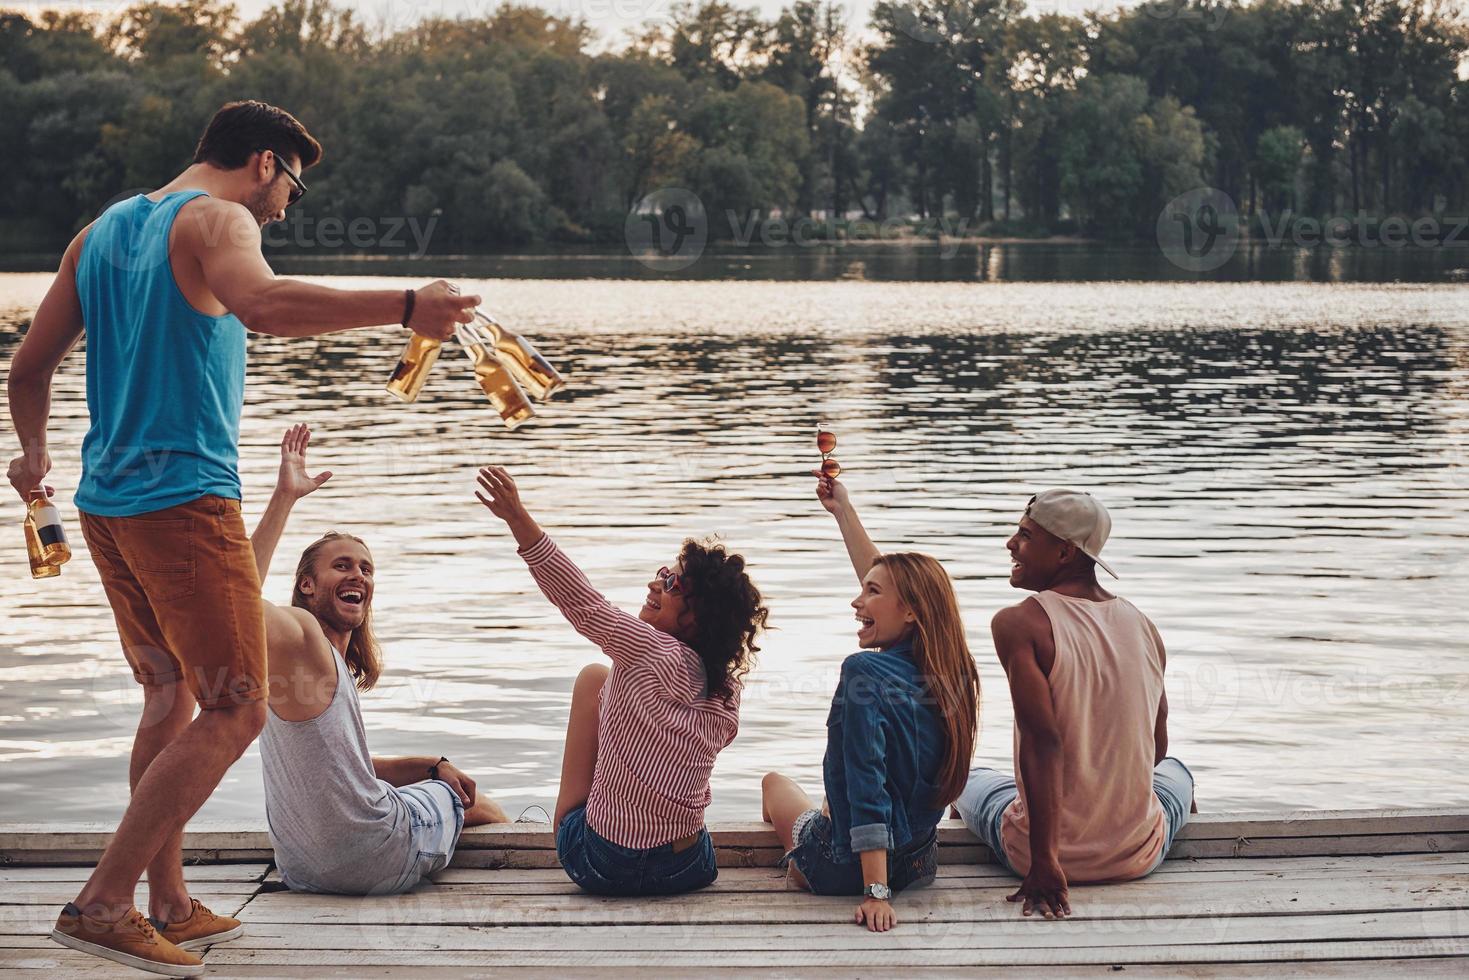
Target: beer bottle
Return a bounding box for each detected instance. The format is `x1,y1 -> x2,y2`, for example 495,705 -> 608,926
386,332 -> 442,403
457,323 -> 536,430
473,311 -> 566,402
24,490 -> 70,579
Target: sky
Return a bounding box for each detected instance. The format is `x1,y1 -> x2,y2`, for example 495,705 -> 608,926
20,0 -> 1146,50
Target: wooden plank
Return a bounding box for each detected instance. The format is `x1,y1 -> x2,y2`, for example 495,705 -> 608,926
0,864 -> 268,883
424,851 -> 1469,884
4,809 -> 1464,867
228,873 -> 1469,927
221,908 -> 1469,952
0,883 -> 256,905
200,937 -> 1469,967
1166,833 -> 1469,860
3,959 -> 1468,978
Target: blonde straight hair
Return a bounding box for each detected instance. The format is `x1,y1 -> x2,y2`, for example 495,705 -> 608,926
292,531 -> 383,691
872,552 -> 981,805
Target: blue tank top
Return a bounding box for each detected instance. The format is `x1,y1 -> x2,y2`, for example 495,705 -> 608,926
75,190 -> 247,517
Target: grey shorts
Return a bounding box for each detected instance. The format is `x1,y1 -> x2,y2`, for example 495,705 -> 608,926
388,779 -> 465,893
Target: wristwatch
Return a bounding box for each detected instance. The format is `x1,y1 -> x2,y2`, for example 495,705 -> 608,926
863,882 -> 892,901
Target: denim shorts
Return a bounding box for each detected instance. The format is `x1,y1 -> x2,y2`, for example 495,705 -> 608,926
387,779 -> 465,894
556,805 -> 718,897
782,810 -> 938,897
954,757 -> 1195,876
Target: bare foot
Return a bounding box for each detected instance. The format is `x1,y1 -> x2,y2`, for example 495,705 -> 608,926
463,796 -> 510,826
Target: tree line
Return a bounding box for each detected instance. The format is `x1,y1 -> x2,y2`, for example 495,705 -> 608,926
1,0 -> 1466,250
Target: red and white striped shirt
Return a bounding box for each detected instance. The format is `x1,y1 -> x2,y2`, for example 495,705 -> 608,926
519,534 -> 741,849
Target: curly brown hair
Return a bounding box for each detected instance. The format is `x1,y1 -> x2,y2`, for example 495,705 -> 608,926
676,538 -> 769,701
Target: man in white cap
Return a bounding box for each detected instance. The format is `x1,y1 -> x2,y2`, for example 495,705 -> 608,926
953,489 -> 1195,920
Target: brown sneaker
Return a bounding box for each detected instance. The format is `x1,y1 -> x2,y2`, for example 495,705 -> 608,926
50,903 -> 204,977
151,898 -> 244,951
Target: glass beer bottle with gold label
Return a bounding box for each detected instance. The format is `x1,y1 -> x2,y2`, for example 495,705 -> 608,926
472,311 -> 566,402
24,490 -> 71,579
457,323 -> 536,430
385,332 -> 442,402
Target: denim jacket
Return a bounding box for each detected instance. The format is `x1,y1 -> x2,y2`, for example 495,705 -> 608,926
822,640 -> 947,863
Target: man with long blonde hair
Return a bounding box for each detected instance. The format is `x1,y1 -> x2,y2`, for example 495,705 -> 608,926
247,425 -> 506,895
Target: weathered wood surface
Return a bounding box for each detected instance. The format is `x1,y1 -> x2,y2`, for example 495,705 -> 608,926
4,808 -> 1467,867
2,810 -> 1466,975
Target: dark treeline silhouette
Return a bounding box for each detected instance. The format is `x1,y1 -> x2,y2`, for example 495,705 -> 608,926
1,0 -> 1466,249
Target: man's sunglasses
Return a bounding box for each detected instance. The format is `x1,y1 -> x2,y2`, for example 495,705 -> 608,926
657,566 -> 687,596
264,150 -> 307,205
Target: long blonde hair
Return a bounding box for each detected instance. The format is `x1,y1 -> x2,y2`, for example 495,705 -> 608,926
292,531 -> 383,692
872,552 -> 980,806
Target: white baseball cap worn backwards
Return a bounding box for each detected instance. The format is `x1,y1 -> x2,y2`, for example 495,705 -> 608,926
1024,488 -> 1119,579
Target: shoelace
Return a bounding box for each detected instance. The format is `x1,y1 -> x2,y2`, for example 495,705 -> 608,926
129,911 -> 159,941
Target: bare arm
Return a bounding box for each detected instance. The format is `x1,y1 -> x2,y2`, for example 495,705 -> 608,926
249,426 -> 333,662
1153,630 -> 1169,765
814,473 -> 881,583
854,848 -> 896,932
249,424 -> 332,582
994,604 -> 1071,919
187,200 -> 478,339
372,756 -> 476,806
6,228 -> 89,500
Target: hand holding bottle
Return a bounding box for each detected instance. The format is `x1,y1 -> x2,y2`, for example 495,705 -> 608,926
7,450 -> 51,503
407,280 -> 480,341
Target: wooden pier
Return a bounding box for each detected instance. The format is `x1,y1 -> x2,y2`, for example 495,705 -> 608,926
2,808 -> 1466,976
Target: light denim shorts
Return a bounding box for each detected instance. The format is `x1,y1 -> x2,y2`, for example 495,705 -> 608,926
954,757 -> 1195,876
389,779 -> 465,893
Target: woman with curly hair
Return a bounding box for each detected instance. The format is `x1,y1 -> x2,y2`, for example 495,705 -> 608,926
475,466 -> 769,896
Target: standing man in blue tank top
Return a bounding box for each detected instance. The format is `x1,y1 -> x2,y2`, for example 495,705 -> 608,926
5,101 -> 479,977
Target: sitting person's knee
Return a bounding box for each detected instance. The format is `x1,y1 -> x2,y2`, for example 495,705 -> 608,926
213,698 -> 267,747
574,662 -> 610,691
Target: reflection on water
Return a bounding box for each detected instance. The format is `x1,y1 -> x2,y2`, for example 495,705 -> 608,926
1,273 -> 1466,826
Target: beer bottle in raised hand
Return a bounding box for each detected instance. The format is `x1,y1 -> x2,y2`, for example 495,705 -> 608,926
457,323 -> 536,430
473,310 -> 566,402
386,333 -> 442,402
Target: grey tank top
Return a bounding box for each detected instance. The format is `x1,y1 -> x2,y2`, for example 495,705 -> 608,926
260,647 -> 415,893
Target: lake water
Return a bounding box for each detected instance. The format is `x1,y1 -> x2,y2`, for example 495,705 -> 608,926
2,245 -> 1467,826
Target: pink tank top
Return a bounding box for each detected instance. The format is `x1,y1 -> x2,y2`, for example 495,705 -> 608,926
999,591 -> 1167,882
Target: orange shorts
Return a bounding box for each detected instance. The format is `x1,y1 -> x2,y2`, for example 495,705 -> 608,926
80,495 -> 266,709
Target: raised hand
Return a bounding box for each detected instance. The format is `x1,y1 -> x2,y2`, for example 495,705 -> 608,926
276,423 -> 332,501
475,465 -> 543,548
475,466 -> 527,524
408,280 -> 480,341
813,470 -> 850,517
